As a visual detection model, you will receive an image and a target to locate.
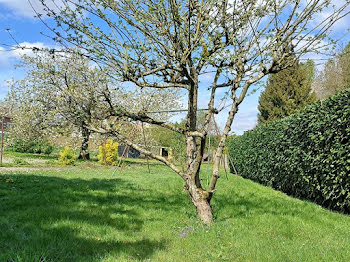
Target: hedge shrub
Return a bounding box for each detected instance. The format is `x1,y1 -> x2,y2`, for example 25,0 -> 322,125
10,139 -> 54,155
227,89 -> 350,213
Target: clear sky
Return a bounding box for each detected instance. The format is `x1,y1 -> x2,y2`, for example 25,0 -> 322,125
0,0 -> 349,135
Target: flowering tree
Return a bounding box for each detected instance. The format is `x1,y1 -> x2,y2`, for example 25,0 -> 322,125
36,0 -> 350,223
8,51 -> 180,159
8,52 -> 108,159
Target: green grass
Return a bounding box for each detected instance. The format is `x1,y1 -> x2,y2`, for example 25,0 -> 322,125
1,151 -> 60,167
1,163 -> 350,261
4,150 -> 58,160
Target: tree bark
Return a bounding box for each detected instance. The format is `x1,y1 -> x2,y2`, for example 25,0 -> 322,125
193,197 -> 213,224
186,176 -> 213,224
78,124 -> 90,160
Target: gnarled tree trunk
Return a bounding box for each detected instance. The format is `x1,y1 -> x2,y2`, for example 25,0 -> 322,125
78,124 -> 90,160
186,177 -> 213,224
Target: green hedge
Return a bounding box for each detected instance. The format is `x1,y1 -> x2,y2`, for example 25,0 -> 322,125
227,89 -> 350,213
9,139 -> 54,155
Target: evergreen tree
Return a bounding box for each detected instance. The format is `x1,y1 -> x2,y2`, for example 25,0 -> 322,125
258,60 -> 316,124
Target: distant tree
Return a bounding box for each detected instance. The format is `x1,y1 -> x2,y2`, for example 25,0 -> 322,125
6,79 -> 61,146
7,51 -> 181,159
339,42 -> 350,88
313,42 -> 350,99
7,52 -> 107,159
258,60 -> 316,124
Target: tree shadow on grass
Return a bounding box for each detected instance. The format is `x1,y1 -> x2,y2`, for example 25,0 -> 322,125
0,173 -> 186,261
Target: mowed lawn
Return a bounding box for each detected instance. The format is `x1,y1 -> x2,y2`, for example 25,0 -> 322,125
1,162 -> 350,261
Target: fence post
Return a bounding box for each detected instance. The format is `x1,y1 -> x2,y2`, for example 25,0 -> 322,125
0,117 -> 4,165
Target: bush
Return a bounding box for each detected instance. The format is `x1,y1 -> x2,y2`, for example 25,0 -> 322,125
58,146 -> 77,165
98,140 -> 119,165
10,139 -> 27,153
10,139 -> 54,155
41,142 -> 54,155
227,89 -> 350,213
33,143 -> 42,154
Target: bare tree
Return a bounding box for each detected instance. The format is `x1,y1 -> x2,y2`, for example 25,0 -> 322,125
34,0 -> 350,223
313,42 -> 350,99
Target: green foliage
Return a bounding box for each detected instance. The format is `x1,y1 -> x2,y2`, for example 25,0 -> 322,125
169,131 -> 186,164
228,89 -> 350,213
10,139 -> 54,155
13,158 -> 30,166
225,134 -> 237,145
42,142 -> 54,155
148,126 -> 174,148
258,60 -> 316,124
168,122 -> 187,164
98,139 -> 119,165
59,146 -> 77,166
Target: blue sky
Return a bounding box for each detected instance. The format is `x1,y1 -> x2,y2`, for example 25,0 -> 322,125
0,0 -> 349,135
0,1 -> 57,98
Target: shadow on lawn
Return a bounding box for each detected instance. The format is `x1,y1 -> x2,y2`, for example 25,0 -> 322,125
0,173 -> 186,261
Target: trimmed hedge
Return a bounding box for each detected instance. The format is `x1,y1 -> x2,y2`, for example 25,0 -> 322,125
227,89 -> 350,213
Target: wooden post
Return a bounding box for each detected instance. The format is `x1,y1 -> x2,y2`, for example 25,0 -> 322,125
0,118 -> 4,166
103,134 -> 107,164
212,116 -> 229,180
141,122 -> 150,174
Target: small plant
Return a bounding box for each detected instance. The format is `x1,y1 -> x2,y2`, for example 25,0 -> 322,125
13,158 -> 30,166
98,139 -> 119,165
58,146 -> 77,165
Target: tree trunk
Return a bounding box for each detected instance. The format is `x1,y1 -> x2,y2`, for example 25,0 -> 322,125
193,197 -> 213,224
186,177 -> 213,224
78,125 -> 90,160
183,74 -> 214,223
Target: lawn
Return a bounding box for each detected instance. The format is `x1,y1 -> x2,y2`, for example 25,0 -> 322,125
1,162 -> 350,261
0,151 -> 59,167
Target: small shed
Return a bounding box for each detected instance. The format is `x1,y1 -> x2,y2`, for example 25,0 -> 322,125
118,145 -> 141,158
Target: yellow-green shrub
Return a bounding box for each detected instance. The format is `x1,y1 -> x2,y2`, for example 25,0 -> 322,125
98,140 -> 119,165
58,146 -> 76,165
